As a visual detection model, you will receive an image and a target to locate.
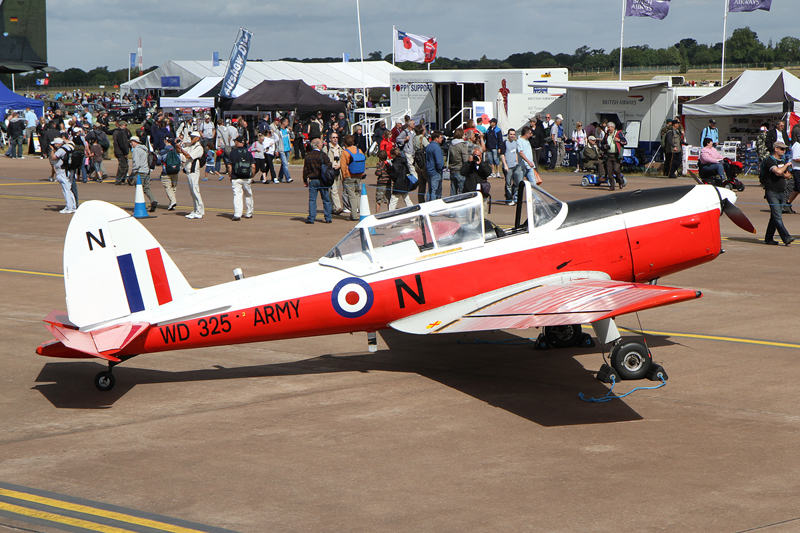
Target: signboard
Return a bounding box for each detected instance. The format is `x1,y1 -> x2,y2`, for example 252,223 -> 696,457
161,76 -> 181,88
471,101 -> 494,124
221,28 -> 253,98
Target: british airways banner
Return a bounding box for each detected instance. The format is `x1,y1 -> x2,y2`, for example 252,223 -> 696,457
625,0 -> 671,20
728,0 -> 771,12
221,28 -> 253,98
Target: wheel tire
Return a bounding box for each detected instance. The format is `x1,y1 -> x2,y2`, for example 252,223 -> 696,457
94,371 -> 115,392
725,183 -> 733,190
737,183 -> 745,192
610,342 -> 652,380
581,177 -> 590,187
622,176 -> 627,187
543,324 -> 582,348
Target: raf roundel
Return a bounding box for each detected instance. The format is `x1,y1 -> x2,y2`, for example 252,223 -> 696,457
331,277 -> 374,319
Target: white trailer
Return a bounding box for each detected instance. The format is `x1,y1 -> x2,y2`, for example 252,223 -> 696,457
389,68 -> 568,132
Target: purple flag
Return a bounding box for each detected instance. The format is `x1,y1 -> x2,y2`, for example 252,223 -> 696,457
728,0 -> 771,12
626,0 -> 671,20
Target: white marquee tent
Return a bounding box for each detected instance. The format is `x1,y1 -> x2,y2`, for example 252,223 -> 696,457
682,70 -> 800,144
122,60 -> 402,94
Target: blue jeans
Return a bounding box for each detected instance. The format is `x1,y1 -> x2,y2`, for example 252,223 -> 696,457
308,178 -> 331,222
10,136 -> 23,158
765,188 -> 791,243
523,165 -> 537,184
278,150 -> 292,182
449,172 -> 465,196
505,165 -> 523,201
704,162 -> 725,181
485,149 -> 499,166
427,171 -> 442,202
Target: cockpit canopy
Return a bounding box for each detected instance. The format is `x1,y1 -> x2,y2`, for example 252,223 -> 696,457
320,185 -> 562,276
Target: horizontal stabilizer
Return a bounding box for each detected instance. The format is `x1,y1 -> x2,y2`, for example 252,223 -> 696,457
391,278 -> 701,335
39,319 -> 150,361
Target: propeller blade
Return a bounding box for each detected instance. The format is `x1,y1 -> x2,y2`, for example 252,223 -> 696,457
722,199 -> 756,234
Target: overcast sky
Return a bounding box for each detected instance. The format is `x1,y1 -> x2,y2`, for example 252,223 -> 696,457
47,0 -> 793,72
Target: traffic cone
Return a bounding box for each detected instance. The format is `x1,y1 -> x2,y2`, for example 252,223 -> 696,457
133,176 -> 149,219
359,182 -> 371,222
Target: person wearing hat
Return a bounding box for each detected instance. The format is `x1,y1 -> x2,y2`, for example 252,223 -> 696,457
582,135 -> 603,176
701,119 -> 719,147
227,136 -> 255,221
175,131 -> 206,219
113,120 -> 132,185
548,114 -> 566,170
761,141 -> 794,246
129,135 -> 158,212
484,118 -> 504,178
49,138 -> 76,214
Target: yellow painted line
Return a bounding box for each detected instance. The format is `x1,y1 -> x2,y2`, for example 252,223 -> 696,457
619,327 -> 800,350
0,194 -> 306,217
0,182 -> 52,186
0,501 -> 137,533
0,487 -> 211,533
0,268 -> 62,278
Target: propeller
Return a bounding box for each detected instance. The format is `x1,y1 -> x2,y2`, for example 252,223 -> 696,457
708,184 -> 756,234
721,198 -> 756,234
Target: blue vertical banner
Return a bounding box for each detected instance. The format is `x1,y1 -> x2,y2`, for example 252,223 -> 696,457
130,52 -> 137,69
213,52 -> 219,67
343,53 -> 350,63
220,28 -> 253,98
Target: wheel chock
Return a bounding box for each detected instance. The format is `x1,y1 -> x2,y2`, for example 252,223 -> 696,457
578,333 -> 595,348
533,333 -> 550,350
647,364 -> 668,381
596,363 -> 620,384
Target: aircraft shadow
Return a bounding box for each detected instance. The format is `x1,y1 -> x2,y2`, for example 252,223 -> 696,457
33,330 -> 679,426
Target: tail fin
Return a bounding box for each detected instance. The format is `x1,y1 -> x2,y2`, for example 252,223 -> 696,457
63,201 -> 193,328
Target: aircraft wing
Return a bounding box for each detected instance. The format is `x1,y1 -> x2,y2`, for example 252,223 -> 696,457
389,278 -> 701,335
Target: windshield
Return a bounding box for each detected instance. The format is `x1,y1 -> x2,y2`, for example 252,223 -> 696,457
325,228 -> 372,263
530,185 -> 562,227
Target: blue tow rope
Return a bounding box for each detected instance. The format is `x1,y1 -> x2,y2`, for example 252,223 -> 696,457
579,374 -> 667,403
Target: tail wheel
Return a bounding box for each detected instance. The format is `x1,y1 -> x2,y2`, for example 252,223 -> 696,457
543,324 -> 582,348
610,342 -> 652,380
94,371 -> 115,392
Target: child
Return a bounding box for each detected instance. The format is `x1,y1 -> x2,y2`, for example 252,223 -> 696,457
88,138 -> 107,182
380,131 -> 393,158
203,142 -> 217,181
374,149 -> 391,213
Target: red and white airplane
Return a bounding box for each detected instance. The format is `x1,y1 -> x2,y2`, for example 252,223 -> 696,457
37,182 -> 754,391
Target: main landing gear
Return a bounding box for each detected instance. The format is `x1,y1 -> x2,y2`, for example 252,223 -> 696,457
536,319 -> 668,383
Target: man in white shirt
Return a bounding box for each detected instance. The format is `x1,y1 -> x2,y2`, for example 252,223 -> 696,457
200,115 -> 215,143
175,132 -> 206,219
787,139 -> 800,214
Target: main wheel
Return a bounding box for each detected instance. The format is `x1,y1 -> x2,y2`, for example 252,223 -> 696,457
581,177 -> 590,187
94,371 -> 115,391
610,342 -> 652,380
543,324 -> 582,348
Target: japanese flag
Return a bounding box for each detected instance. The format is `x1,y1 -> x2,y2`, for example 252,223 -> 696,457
394,30 -> 437,64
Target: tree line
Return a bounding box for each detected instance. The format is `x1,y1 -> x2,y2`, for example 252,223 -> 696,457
4,26 -> 799,90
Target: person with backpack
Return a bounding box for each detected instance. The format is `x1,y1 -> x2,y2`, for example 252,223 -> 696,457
176,131 -> 206,219
88,138 -> 107,182
228,136 -> 255,221
113,120 -> 132,185
302,138 -> 333,224
129,136 -> 158,212
161,138 -> 181,211
412,124 -> 429,203
49,138 -> 76,214
340,134 -> 367,221
761,141 -> 794,246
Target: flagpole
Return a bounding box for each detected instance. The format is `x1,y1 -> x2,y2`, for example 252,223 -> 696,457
392,25 -> 396,67
721,0 -> 728,86
356,0 -> 366,122
619,0 -> 626,81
